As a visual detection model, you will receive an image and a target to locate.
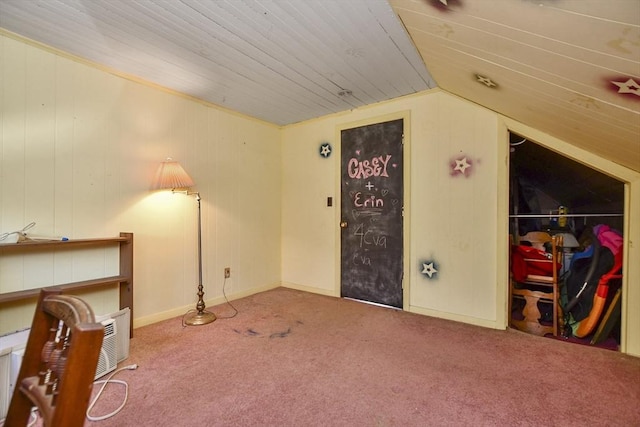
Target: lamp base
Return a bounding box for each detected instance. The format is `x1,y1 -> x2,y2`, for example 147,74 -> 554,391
184,310 -> 217,326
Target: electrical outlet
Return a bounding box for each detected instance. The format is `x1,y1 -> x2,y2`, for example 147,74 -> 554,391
224,267 -> 231,278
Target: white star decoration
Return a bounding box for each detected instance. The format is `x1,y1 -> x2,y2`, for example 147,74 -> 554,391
320,143 -> 332,158
422,262 -> 438,278
476,74 -> 497,88
454,157 -> 471,174
611,78 -> 640,96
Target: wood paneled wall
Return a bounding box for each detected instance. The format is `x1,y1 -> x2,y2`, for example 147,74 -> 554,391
2,33 -> 638,356
281,92 -> 500,326
281,92 -> 640,356
0,34 -> 282,333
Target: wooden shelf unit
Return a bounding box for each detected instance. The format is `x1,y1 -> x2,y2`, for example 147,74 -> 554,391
0,232 -> 134,337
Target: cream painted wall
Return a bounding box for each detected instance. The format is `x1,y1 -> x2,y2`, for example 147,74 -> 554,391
281,91 -> 640,356
281,120 -> 337,294
281,91 -> 501,327
408,94 -> 500,325
1,33 -> 638,356
0,34 -> 282,334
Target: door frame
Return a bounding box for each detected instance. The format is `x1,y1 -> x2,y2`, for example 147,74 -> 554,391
335,111 -> 411,310
499,117 -> 640,355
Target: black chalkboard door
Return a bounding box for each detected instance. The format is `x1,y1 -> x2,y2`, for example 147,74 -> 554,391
340,118 -> 404,308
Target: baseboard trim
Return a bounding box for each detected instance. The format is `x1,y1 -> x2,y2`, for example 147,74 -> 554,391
409,305 -> 501,330
133,282 -> 281,329
280,282 -> 338,298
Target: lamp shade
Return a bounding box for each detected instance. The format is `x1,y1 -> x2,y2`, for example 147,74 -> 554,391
153,159 -> 195,190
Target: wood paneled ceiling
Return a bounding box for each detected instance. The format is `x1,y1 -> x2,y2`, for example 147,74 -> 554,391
0,0 -> 435,126
390,0 -> 639,172
0,0 -> 638,171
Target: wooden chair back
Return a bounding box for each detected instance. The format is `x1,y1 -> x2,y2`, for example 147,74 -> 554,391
5,289 -> 104,427
518,231 -> 552,251
510,234 -> 563,336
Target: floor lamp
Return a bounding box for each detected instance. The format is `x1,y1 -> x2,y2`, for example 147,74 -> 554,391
153,158 -> 216,326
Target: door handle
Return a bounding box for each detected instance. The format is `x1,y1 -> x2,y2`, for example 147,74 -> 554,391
340,221 -> 348,228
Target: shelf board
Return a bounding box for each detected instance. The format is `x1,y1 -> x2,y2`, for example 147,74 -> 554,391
0,275 -> 128,304
0,236 -> 129,253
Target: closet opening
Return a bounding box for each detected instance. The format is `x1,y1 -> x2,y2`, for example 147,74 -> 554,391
508,132 -> 625,351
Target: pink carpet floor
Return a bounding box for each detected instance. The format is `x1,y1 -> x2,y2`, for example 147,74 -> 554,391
85,287 -> 640,426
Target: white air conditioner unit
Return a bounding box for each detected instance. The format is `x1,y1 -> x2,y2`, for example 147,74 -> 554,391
9,348 -> 25,404
0,347 -> 12,420
95,318 -> 118,380
0,329 -> 29,420
96,307 -> 130,363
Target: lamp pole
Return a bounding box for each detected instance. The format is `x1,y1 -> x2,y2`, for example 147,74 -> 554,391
183,191 -> 216,325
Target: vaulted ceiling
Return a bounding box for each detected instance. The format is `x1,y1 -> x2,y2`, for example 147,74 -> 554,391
0,0 -> 436,126
390,0 -> 639,173
0,0 -> 638,172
